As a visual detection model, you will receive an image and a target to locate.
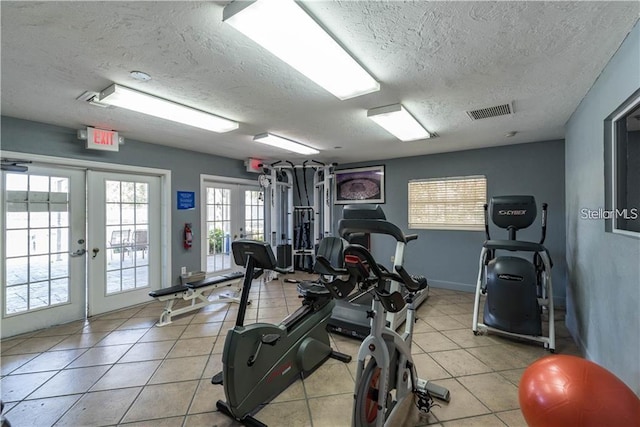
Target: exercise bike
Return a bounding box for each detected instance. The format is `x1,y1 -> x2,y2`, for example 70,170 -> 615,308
320,218 -> 450,427
213,239 -> 351,427
472,195 -> 555,351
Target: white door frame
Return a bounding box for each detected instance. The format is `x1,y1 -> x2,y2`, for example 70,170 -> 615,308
2,151 -> 172,314
200,174 -> 260,273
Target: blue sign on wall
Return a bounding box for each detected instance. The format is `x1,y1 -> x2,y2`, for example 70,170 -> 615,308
177,191 -> 196,210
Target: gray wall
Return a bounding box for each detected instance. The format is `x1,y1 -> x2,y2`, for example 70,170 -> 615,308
565,21 -> 640,395
1,116 -> 256,284
336,139 -> 567,305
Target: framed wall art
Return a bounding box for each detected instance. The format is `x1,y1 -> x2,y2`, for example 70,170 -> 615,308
334,165 -> 385,204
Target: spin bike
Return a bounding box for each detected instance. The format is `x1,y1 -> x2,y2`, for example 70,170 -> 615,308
213,239 -> 351,427
320,218 -> 450,427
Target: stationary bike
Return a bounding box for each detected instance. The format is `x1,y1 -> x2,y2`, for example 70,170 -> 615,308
472,195 -> 555,351
320,217 -> 450,427
213,239 -> 351,427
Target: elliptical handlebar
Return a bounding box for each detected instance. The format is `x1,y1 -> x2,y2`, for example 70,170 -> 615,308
540,203 -> 548,245
483,203 -> 491,240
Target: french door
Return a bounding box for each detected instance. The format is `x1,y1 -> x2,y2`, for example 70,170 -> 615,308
1,166 -> 86,338
203,183 -> 264,274
87,171 -> 161,316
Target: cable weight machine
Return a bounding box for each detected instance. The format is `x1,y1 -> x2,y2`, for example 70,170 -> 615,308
259,160 -> 336,273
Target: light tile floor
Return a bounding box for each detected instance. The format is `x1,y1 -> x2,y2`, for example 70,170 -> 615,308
1,273 -> 581,426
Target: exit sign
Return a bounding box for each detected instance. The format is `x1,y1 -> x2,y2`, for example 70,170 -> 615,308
86,127 -> 119,152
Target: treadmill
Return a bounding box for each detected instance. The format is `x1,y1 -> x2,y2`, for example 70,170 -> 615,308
327,205 -> 429,339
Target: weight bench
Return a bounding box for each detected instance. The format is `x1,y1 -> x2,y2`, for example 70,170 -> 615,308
149,271 -> 247,326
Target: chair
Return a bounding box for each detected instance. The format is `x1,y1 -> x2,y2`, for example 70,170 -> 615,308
108,229 -> 130,260
130,230 -> 148,258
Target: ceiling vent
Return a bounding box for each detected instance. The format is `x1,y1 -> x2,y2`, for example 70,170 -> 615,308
466,102 -> 513,120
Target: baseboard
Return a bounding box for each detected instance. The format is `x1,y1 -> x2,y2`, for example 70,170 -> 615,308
569,326 -> 590,359
428,279 -> 566,308
428,279 -> 475,293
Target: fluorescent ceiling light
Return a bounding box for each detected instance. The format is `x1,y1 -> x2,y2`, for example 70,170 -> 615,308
223,0 -> 380,100
254,133 -> 319,155
367,104 -> 431,141
97,84 -> 239,133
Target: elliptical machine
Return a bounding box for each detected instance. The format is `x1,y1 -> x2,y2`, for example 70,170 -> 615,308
319,216 -> 450,426
472,195 -> 555,352
213,239 -> 351,426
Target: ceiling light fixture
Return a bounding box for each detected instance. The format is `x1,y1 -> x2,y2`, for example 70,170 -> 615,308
223,0 -> 380,100
367,104 -> 431,141
253,133 -> 319,155
96,84 -> 239,133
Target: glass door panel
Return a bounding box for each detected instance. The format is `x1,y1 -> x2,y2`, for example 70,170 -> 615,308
87,171 -> 159,316
104,180 -> 149,293
205,186 -> 232,273
243,188 -> 264,241
203,183 -> 264,274
1,166 -> 86,338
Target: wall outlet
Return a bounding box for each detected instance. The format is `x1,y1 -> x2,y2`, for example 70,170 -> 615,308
181,266 -> 187,275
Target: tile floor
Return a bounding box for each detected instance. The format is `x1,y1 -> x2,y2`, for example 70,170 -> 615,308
1,274 -> 581,426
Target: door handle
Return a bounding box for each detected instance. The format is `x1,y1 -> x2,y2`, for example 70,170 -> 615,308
70,248 -> 87,257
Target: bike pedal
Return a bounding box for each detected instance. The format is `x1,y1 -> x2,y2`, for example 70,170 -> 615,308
211,371 -> 224,385
415,390 -> 435,413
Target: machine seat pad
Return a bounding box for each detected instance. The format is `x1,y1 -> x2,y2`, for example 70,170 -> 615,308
223,271 -> 244,280
149,285 -> 189,298
186,271 -> 244,289
297,281 -> 330,297
484,239 -> 545,253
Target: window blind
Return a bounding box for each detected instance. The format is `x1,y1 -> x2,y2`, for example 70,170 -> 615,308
408,175 -> 486,230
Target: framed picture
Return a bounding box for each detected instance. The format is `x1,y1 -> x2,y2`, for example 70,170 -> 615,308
334,165 -> 385,204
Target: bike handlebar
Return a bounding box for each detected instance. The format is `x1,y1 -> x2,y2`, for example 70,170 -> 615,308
342,244 -> 424,294
315,255 -> 348,276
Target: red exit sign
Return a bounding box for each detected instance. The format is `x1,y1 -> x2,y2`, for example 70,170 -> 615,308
86,127 -> 119,152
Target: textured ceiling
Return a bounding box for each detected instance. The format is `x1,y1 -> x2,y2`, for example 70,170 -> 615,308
1,1 -> 638,163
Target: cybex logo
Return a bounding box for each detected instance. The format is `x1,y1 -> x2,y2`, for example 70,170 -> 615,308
498,274 -> 524,281
498,210 -> 527,216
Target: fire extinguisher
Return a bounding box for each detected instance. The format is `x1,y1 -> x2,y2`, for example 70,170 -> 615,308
183,223 -> 193,249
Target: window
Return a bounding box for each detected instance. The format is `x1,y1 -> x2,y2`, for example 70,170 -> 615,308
605,88 -> 640,236
408,175 -> 486,231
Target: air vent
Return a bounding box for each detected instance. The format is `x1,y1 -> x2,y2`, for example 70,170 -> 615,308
466,102 -> 513,120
